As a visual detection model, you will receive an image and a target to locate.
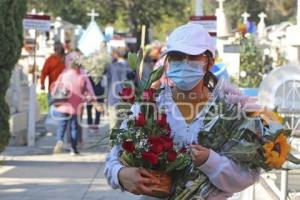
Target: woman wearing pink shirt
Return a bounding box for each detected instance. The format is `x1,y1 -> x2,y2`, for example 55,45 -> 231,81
51,56 -> 101,155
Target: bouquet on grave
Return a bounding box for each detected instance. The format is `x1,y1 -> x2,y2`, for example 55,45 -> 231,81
109,50 -> 191,198
169,79 -> 300,200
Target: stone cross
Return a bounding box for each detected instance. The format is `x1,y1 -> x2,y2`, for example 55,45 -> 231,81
217,0 -> 225,11
87,9 -> 99,22
258,12 -> 267,39
242,12 -> 250,23
258,12 -> 267,24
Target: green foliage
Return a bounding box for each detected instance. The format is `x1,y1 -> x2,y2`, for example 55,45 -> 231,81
27,0 -> 190,46
128,48 -> 143,71
239,35 -> 264,88
27,0 -> 297,44
203,0 -> 296,29
224,0 -> 264,28
0,0 -> 27,152
143,66 -> 164,89
37,92 -> 49,113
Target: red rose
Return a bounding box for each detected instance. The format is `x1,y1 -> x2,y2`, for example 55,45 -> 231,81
122,140 -> 135,153
149,136 -> 161,144
157,113 -> 167,128
142,88 -> 156,102
160,136 -> 173,151
119,87 -> 135,103
148,136 -> 164,154
142,151 -> 159,165
135,113 -> 146,127
179,147 -> 187,153
167,150 -> 177,162
150,142 -> 164,154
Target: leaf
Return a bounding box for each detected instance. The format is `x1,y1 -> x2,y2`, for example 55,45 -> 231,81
165,155 -> 191,172
144,66 -> 164,89
222,141 -> 260,162
128,52 -> 138,71
121,151 -> 136,167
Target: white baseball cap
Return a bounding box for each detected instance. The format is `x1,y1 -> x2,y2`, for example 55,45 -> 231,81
163,22 -> 215,57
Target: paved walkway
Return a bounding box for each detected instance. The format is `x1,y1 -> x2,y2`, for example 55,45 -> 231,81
0,120 -> 139,200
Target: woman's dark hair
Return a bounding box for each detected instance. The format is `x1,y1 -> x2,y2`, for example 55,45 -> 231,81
203,50 -> 213,58
203,50 -> 218,92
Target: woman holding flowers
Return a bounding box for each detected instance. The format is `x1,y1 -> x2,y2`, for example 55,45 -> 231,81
104,23 -> 260,199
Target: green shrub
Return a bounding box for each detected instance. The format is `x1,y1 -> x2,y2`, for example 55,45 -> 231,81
0,0 -> 27,152
37,92 -> 49,113
239,35 -> 264,88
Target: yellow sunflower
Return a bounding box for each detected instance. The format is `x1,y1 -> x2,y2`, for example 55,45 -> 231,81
263,133 -> 291,168
250,109 -> 283,125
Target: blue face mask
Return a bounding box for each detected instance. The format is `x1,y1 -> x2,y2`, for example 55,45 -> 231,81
166,61 -> 205,91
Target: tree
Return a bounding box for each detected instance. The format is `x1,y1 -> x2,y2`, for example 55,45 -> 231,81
263,0 -> 297,24
0,0 -> 27,152
27,0 -> 191,48
223,0 -> 265,28
239,35 -> 264,88
203,0 -> 296,29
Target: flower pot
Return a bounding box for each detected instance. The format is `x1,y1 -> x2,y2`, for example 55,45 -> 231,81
147,170 -> 172,198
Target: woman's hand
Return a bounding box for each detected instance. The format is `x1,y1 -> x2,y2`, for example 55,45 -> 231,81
190,144 -> 210,167
118,167 -> 160,195
92,102 -> 104,113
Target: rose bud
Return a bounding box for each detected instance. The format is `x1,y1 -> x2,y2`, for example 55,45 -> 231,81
179,147 -> 187,153
119,87 -> 135,103
142,88 -> 156,102
157,113 -> 167,128
122,140 -> 135,153
150,142 -> 164,154
160,136 -> 173,151
167,150 -> 177,162
142,151 -> 159,165
135,113 -> 146,127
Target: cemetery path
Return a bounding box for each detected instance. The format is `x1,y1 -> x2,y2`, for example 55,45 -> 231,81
0,119 -> 139,200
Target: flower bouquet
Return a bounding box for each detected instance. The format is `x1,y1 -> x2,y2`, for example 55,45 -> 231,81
169,79 -> 300,200
109,50 -> 191,198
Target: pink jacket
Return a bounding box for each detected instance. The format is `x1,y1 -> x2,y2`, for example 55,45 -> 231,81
52,68 -> 96,115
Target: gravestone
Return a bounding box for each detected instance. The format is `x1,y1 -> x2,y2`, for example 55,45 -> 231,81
5,64 -> 30,145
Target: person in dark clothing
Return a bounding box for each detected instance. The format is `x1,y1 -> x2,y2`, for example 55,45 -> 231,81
86,76 -> 105,129
106,47 -> 132,129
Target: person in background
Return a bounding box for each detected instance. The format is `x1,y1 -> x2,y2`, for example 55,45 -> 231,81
140,44 -> 161,82
81,43 -> 111,132
52,54 -> 103,155
64,39 -> 72,54
106,47 -> 132,130
41,41 -> 65,103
